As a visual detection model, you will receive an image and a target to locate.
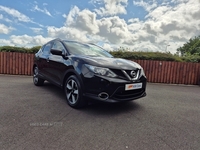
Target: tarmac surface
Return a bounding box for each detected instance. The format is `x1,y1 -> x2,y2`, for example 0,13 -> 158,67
0,75 -> 200,150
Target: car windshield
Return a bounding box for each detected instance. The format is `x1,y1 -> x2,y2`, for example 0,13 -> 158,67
63,41 -> 113,58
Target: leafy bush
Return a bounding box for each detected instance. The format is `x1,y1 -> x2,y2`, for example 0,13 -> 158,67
0,46 -> 27,53
177,35 -> 200,56
0,46 -> 41,53
29,46 -> 41,53
110,51 -> 183,62
182,55 -> 200,63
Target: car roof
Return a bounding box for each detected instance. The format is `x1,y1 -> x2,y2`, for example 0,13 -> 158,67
46,38 -> 96,47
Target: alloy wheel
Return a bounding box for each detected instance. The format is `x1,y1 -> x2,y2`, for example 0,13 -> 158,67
66,79 -> 79,105
33,67 -> 39,84
33,66 -> 44,86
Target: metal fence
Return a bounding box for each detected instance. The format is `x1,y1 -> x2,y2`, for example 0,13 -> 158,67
0,52 -> 34,75
135,60 -> 200,85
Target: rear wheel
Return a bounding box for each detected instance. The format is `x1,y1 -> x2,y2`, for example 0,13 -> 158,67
64,75 -> 86,108
33,66 -> 44,86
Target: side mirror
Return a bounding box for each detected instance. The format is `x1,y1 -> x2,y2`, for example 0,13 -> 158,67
50,48 -> 64,56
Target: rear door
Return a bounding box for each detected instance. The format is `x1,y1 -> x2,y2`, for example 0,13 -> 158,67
37,42 -> 52,79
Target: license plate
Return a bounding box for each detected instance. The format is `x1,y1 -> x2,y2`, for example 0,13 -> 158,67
125,83 -> 142,91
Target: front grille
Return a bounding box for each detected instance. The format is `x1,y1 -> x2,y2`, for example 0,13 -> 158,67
110,69 -> 141,81
111,69 -> 127,79
122,69 -> 140,81
112,87 -> 145,101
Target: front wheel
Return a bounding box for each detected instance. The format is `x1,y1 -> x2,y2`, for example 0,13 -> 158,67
64,75 -> 86,108
33,66 -> 44,86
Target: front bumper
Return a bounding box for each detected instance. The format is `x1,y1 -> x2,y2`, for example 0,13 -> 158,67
81,73 -> 147,103
84,91 -> 146,103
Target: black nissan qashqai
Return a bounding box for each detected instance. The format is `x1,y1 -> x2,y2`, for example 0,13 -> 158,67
33,38 -> 147,108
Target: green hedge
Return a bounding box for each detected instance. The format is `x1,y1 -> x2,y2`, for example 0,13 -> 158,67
110,51 -> 200,63
110,51 -> 184,62
181,55 -> 200,63
0,46 -> 200,63
0,46 -> 41,54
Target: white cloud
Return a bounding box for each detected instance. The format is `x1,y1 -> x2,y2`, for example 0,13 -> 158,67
63,6 -> 99,34
171,0 -> 190,4
89,0 -> 102,7
145,0 -> 200,42
1,0 -> 200,54
47,26 -> 90,42
94,0 -> 128,16
63,8 -> 132,44
128,18 -> 144,33
63,6 -> 80,26
0,3 -> 44,27
10,35 -> 52,46
98,16 -> 132,44
133,0 -> 158,12
0,5 -> 32,22
0,39 -> 13,46
43,3 -> 48,6
0,24 -> 14,34
128,0 -> 200,52
73,9 -> 99,34
145,5 -> 170,20
45,0 -> 200,53
101,43 -> 117,51
0,14 -> 12,22
32,5 -> 52,17
30,27 -> 43,34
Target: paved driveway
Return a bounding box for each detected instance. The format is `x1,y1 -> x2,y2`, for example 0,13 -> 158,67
0,75 -> 200,150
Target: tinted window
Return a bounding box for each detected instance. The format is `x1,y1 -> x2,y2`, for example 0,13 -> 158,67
52,41 -> 65,51
42,43 -> 51,55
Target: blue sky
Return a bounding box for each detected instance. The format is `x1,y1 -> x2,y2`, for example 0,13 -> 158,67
0,0 -> 200,53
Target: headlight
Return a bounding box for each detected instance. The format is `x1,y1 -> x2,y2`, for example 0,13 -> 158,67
140,67 -> 146,77
85,64 -> 117,78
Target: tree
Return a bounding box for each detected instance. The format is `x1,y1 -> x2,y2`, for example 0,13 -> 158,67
177,35 -> 200,56
29,46 -> 41,53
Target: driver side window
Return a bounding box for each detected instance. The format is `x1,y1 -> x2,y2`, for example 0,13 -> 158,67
52,41 -> 65,51
42,43 -> 51,55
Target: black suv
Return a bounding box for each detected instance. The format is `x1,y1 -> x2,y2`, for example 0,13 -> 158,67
33,38 -> 147,108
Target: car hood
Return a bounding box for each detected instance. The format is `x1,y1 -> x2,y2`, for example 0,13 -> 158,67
72,55 -> 142,70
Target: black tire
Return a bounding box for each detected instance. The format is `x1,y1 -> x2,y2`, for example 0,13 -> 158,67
33,66 -> 44,86
64,75 -> 86,108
